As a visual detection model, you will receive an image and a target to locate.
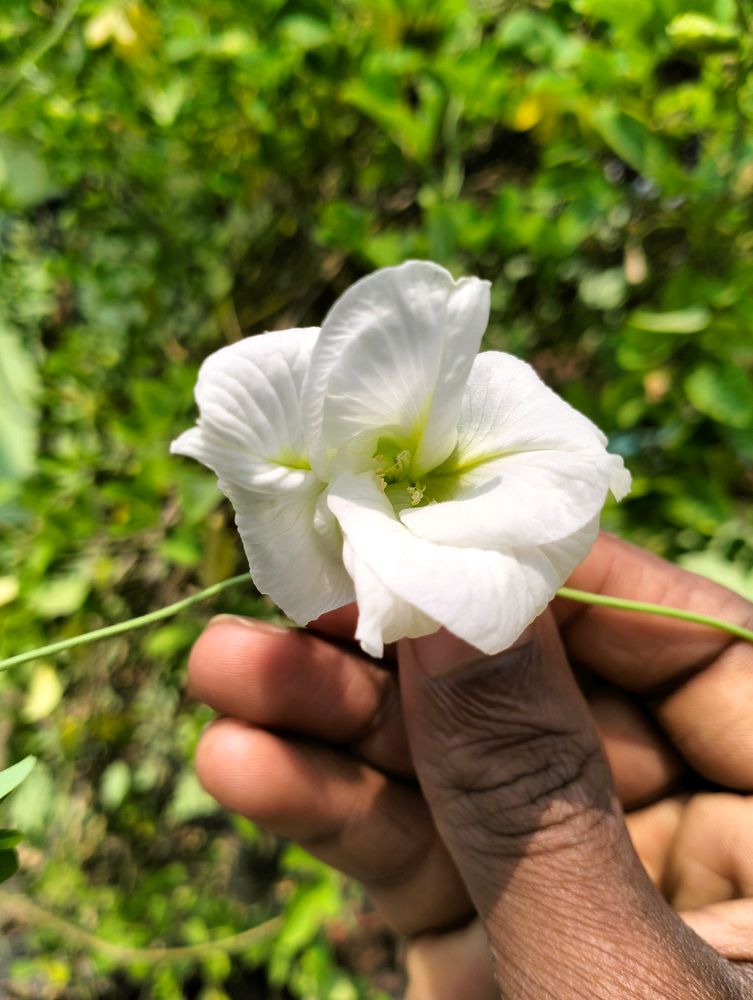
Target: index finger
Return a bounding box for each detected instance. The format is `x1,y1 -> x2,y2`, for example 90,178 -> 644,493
556,533 -> 753,788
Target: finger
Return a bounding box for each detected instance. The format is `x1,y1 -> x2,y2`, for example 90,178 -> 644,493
196,718 -> 471,935
627,793 -> 753,917
398,614 -> 740,996
557,533 -> 753,789
661,793 -> 753,912
555,533 -> 753,687
681,901 -> 753,961
189,616 -> 411,777
310,603 -> 398,663
625,796 -> 687,886
589,688 -> 684,809
405,920 -> 497,1000
309,603 -> 360,644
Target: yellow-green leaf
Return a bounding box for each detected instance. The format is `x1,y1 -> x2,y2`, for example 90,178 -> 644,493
23,664 -> 63,722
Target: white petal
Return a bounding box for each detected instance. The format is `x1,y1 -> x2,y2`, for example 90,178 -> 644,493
342,539 -> 438,658
172,327 -> 354,621
400,449 -> 610,548
328,472 -> 597,656
453,351 -> 615,458
400,352 -> 630,547
303,261 -> 490,477
171,328 -> 318,494
222,479 -> 355,625
608,458 -> 632,502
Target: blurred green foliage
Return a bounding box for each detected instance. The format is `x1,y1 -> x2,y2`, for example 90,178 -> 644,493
0,756 -> 35,884
2,0 -> 753,995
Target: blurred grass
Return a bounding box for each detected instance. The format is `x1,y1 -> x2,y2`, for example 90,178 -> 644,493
1,0 -> 753,996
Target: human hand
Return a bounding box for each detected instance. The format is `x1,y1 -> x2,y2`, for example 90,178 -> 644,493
189,534 -> 753,997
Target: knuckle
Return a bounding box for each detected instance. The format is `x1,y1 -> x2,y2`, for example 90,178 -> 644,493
417,664 -> 614,858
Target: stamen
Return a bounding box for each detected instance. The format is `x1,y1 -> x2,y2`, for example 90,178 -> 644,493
407,483 -> 425,506
379,448 -> 413,484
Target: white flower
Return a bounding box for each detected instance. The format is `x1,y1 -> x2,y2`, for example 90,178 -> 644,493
171,261 -> 630,658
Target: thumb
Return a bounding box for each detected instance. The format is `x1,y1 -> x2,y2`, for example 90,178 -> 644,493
398,612 -> 740,998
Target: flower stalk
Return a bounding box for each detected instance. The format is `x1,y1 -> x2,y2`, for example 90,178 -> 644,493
2,576 -> 752,672
0,573 -> 253,671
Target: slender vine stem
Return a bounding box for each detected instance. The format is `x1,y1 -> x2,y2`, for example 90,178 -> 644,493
0,573 -> 252,670
2,571 -> 753,672
0,889 -> 281,964
557,587 -> 753,643
0,0 -> 84,109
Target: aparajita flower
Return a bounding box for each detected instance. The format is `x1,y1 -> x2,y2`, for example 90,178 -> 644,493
171,261 -> 630,657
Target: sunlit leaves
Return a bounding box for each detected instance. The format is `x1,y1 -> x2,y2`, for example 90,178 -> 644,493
1,0 -> 753,990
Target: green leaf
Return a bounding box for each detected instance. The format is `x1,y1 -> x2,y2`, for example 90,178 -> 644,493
590,106 -> 672,180
578,268 -> 627,310
0,577 -> 19,608
0,849 -> 19,883
279,882 -> 341,954
0,325 -> 40,485
686,364 -> 753,428
667,14 -> 738,53
679,551 -> 753,601
7,761 -> 51,835
628,307 -> 711,334
29,567 -> 92,618
573,0 -> 653,30
166,771 -> 219,824
99,760 -> 131,812
279,15 -> 331,50
0,829 -> 23,850
0,139 -> 61,209
23,664 -> 64,722
0,756 -> 36,801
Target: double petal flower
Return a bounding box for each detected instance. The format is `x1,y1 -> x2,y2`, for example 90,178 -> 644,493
172,261 -> 629,657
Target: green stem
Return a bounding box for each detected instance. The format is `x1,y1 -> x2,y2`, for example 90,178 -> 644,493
0,573 -> 252,670
0,0 -> 85,109
2,574 -> 752,672
0,889 -> 281,964
557,587 -> 753,643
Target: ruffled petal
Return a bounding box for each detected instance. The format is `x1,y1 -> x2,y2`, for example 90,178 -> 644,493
342,540 -> 438,658
451,351 -> 611,460
303,261 -> 490,478
401,449 -> 611,548
171,328 -> 318,494
222,480 -> 355,625
172,327 -> 355,622
400,352 -> 630,547
328,472 -> 596,656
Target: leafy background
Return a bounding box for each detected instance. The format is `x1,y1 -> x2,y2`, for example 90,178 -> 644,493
2,0 -> 753,996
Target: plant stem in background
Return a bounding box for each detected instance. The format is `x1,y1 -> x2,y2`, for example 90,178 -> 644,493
0,890 -> 281,965
0,0 -> 85,108
0,573 -> 253,670
2,574 -> 752,672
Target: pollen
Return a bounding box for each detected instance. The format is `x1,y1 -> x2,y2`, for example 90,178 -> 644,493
407,482 -> 425,506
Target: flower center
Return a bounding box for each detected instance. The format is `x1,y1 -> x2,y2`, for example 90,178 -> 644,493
373,437 -> 430,509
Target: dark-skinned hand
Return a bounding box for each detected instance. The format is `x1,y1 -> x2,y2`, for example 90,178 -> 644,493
188,534 -> 753,998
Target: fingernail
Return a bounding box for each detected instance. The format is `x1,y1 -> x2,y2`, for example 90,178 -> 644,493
207,614 -> 284,635
409,625 -> 536,679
